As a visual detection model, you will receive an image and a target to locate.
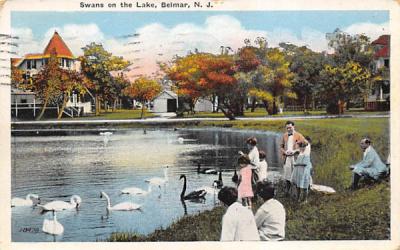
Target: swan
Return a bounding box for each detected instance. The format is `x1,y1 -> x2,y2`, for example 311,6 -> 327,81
121,184 -> 152,196
180,174 -> 207,200
197,181 -> 220,196
214,171 -> 223,188
196,163 -> 218,174
42,210 -> 64,235
232,170 -> 239,184
145,166 -> 169,188
38,195 -> 81,212
177,137 -> 184,144
11,193 -> 40,207
100,191 -> 141,211
100,132 -> 113,136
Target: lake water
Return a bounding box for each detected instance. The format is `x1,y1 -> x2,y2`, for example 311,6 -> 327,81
11,128 -> 282,242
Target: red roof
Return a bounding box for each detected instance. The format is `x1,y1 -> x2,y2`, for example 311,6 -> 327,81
375,46 -> 389,58
371,35 -> 389,45
11,58 -> 22,66
43,31 -> 74,59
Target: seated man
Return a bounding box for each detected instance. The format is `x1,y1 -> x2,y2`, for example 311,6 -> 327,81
254,181 -> 286,241
218,186 -> 259,241
349,138 -> 388,190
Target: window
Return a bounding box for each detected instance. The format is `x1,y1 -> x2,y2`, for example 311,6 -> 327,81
20,99 -> 27,104
32,60 -> 37,69
27,60 -> 31,69
66,59 -> 71,68
384,59 -> 389,68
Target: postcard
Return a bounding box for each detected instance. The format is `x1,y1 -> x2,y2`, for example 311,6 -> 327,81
0,0 -> 399,249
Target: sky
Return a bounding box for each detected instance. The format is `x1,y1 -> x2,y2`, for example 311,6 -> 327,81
11,11 -> 389,77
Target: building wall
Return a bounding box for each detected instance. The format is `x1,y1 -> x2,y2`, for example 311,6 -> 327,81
194,98 -> 214,112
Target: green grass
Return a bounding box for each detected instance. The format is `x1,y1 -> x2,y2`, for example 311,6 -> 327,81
106,117 -> 390,241
176,108 -> 387,118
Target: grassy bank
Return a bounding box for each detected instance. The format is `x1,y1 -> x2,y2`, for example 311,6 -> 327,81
104,117 -> 390,241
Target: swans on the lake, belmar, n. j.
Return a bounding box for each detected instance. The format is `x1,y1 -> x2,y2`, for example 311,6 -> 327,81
100,191 -> 142,211
11,193 -> 40,207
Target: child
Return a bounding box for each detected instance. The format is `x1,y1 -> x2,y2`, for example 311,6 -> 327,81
257,150 -> 268,182
237,154 -> 254,208
239,137 -> 260,184
291,142 -> 312,202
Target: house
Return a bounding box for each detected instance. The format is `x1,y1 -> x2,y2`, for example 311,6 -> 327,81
194,98 -> 215,112
365,35 -> 390,111
152,90 -> 178,113
11,31 -> 92,118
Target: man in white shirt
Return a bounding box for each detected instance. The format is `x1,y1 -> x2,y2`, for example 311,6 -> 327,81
218,186 -> 260,241
254,181 -> 286,241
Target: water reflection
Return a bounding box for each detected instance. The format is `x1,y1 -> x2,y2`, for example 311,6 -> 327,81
11,128 -> 282,242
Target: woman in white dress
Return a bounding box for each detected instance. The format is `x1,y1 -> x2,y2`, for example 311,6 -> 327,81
291,142 -> 312,202
257,150 -> 268,182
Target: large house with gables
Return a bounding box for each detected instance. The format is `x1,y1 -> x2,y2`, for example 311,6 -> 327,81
365,34 -> 390,111
11,31 -> 92,119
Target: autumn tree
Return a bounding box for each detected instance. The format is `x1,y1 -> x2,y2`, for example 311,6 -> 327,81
11,64 -> 24,89
57,70 -> 87,119
80,43 -> 130,115
124,77 -> 162,119
251,48 -> 296,115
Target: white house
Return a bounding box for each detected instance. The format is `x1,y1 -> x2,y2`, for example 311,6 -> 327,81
152,90 -> 178,113
194,98 -> 215,112
365,35 -> 390,111
12,31 -> 92,117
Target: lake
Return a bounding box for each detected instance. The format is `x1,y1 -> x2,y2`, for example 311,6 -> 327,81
11,127 -> 282,242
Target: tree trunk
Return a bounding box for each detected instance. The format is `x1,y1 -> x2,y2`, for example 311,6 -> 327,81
263,100 -> 271,115
112,99 -> 117,112
36,95 -> 49,121
338,99 -> 345,114
303,95 -> 307,112
95,95 -> 100,116
250,98 -> 256,112
218,104 -> 235,120
141,103 -> 145,119
57,94 -> 69,119
272,98 -> 278,115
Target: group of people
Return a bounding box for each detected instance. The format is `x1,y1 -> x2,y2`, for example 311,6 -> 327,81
217,120 -> 389,241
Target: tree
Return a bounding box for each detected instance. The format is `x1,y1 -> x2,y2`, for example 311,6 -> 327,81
252,48 -> 296,115
124,77 -> 162,119
280,43 -> 326,111
57,70 -> 87,119
11,64 -> 24,89
80,43 -> 130,115
322,29 -> 375,114
33,50 -> 63,120
320,61 -> 371,114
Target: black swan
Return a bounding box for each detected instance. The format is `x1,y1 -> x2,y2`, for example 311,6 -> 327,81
180,174 -> 207,200
232,169 -> 238,184
214,171 -> 223,188
196,163 -> 218,174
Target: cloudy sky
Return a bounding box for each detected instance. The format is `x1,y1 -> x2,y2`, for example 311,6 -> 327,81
11,11 -> 389,77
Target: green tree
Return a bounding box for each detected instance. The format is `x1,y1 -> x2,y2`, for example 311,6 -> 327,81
80,43 -> 130,115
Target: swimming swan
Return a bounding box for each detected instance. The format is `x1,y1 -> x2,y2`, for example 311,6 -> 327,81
100,191 -> 141,211
11,193 -> 40,207
145,166 -> 169,187
180,174 -> 207,200
197,181 -> 219,196
38,195 -> 81,211
42,210 -> 64,235
121,184 -> 152,196
196,163 -> 218,174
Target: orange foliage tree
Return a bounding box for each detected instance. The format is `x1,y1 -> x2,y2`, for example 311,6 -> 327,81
165,52 -> 239,120
124,77 -> 162,119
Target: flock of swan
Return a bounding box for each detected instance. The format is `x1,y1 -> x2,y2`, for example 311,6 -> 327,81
12,163 -> 224,237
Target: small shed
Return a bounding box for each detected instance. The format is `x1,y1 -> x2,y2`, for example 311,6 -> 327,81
152,90 -> 178,113
194,98 -> 214,112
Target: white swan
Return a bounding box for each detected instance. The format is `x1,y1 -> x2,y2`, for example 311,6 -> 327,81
42,210 -> 64,235
145,166 -> 169,188
11,193 -> 40,207
38,195 -> 81,211
121,184 -> 152,196
100,191 -> 141,211
100,132 -> 113,136
197,181 -> 219,196
177,137 -> 184,144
